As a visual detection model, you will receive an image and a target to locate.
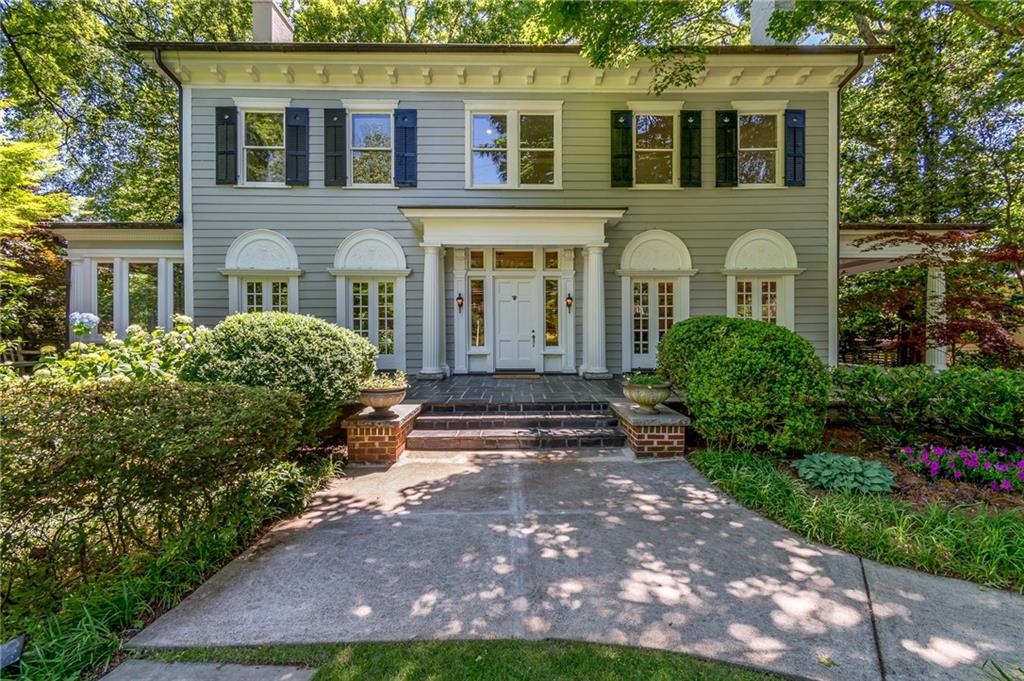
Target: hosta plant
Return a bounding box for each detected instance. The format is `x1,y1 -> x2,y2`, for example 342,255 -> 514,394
792,453 -> 897,494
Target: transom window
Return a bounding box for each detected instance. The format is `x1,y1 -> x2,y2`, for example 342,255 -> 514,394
738,113 -> 781,185
494,250 -> 535,269
242,111 -> 285,184
244,280 -> 289,312
634,114 -> 676,186
351,112 -> 393,185
464,101 -> 562,188
736,278 -> 778,323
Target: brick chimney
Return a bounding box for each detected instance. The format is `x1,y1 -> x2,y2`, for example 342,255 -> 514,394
252,0 -> 293,42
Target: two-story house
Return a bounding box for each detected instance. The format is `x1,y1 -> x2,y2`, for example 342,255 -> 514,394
51,0 -> 892,378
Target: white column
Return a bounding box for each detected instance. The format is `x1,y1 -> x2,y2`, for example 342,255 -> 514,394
582,243 -> 610,378
925,265 -> 948,370
157,257 -> 170,330
418,243 -> 444,379
113,257 -> 129,337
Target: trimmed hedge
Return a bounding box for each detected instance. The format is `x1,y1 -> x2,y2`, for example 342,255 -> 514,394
0,381 -> 302,630
180,313 -> 377,439
658,316 -> 830,455
835,365 -> 1024,446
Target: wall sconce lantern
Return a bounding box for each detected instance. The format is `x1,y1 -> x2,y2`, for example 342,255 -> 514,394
456,293 -> 464,313
565,293 -> 574,312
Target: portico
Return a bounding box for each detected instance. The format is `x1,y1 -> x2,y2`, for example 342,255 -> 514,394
400,207 -> 627,379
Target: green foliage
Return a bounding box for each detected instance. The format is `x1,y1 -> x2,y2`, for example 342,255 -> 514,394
691,449 -> 1024,592
0,380 -> 303,634
180,312 -> 377,439
659,317 -> 830,456
834,365 -> 1024,446
360,370 -> 408,390
622,372 -> 667,386
980,660 -> 1024,681
792,453 -> 897,494
27,314 -> 196,383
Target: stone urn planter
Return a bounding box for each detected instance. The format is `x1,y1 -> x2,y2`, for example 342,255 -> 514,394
358,371 -> 408,418
622,374 -> 673,414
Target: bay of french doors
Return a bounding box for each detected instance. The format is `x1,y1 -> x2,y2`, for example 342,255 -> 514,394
630,278 -> 676,368
347,278 -> 398,367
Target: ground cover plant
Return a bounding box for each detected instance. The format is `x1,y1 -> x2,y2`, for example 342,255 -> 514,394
792,453 -> 897,494
180,312 -> 377,441
690,449 -> 1024,592
658,316 -> 830,455
146,640 -> 786,681
0,380 -> 335,680
899,446 -> 1024,493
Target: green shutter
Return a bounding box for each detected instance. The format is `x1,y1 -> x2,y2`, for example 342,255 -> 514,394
215,106 -> 237,185
324,108 -> 347,186
680,110 -> 701,187
611,110 -> 632,187
715,110 -> 737,187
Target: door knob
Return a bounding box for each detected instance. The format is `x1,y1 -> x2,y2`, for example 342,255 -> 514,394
531,330 -> 536,347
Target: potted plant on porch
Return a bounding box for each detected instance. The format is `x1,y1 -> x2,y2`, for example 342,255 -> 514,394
622,372 -> 673,414
358,371 -> 408,418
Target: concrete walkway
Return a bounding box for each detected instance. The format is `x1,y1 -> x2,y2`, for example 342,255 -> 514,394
130,457 -> 1023,681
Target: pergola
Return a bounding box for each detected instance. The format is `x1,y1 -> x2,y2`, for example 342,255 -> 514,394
838,222 -> 991,369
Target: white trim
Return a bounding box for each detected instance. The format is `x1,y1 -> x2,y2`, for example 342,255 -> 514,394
631,109 -> 679,187
224,229 -> 299,270
626,99 -> 685,113
463,100 -> 563,189
724,229 -> 800,330
223,230 -> 301,314
219,268 -> 303,277
730,99 -> 789,113
237,106 -> 287,186
341,98 -> 400,111
402,207 -> 625,247
328,268 -> 410,277
232,96 -> 292,109
736,110 -> 784,188
182,85 -> 194,317
347,109 -> 396,187
827,89 -> 839,365
51,228 -> 182,242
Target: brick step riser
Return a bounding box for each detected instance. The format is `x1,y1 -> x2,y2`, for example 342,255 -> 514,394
406,435 -> 628,451
422,402 -> 611,414
415,417 -> 620,430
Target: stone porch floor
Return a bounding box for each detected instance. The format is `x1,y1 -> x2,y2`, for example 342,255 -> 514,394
406,374 -> 623,404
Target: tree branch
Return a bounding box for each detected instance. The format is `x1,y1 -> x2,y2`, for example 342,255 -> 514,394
951,2 -> 1024,37
852,13 -> 881,45
0,18 -> 80,124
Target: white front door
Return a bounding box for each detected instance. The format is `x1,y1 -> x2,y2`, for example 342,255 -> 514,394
495,277 -> 536,369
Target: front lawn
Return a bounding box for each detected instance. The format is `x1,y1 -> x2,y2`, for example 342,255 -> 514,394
147,640 -> 786,681
690,449 -> 1024,592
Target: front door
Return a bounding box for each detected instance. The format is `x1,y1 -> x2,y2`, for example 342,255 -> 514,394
495,277 -> 536,369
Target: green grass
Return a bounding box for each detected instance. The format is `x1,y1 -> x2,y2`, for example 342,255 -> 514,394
147,640 -> 786,681
690,449 -> 1024,592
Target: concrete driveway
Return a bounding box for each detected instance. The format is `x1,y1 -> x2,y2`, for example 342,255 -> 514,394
131,455 -> 1023,681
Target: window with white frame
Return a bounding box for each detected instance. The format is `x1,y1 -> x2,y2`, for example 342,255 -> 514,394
243,279 -> 289,312
348,280 -> 395,355
735,278 -> 778,323
222,229 -> 301,314
242,110 -> 286,184
724,229 -> 800,330
465,101 -> 562,188
351,112 -> 393,185
732,101 -> 787,187
634,113 -> 676,186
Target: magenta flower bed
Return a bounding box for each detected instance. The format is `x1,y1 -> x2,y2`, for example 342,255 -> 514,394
899,445 -> 1024,492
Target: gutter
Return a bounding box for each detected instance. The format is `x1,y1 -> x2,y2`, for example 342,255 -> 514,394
152,47 -> 184,224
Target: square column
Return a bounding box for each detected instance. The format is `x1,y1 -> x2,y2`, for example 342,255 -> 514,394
925,265 -> 948,370
418,243 -> 445,379
582,243 -> 611,379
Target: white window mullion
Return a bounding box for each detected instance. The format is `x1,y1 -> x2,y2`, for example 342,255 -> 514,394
369,280 -> 381,348
262,281 -> 273,311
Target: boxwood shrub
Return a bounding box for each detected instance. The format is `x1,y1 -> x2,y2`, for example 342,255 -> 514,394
0,381 -> 302,629
835,365 -> 1024,446
658,316 -> 830,455
180,312 -> 377,439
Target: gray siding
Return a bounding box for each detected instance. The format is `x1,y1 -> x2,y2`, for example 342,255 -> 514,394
190,89 -> 831,373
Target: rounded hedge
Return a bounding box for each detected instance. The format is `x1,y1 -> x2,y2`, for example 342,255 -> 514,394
180,313 -> 377,439
658,316 -> 830,455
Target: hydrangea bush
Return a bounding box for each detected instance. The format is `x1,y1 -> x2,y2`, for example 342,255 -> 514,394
899,445 -> 1024,493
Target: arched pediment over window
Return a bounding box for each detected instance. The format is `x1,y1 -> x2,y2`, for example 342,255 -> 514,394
333,229 -> 408,274
620,229 -> 694,274
724,228 -> 798,272
723,229 -> 803,330
224,229 -> 300,272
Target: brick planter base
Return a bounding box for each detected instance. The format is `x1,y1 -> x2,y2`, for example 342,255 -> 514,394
341,403 -> 422,464
609,399 -> 689,458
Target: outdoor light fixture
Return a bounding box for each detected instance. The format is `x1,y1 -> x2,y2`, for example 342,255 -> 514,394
456,293 -> 464,312
565,293 -> 574,312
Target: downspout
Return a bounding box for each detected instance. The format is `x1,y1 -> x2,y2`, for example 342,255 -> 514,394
153,47 -> 184,224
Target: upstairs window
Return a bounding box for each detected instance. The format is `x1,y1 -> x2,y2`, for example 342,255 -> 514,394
634,113 -> 676,186
351,112 -> 393,185
465,101 -> 562,188
738,114 -> 780,185
242,111 -> 285,184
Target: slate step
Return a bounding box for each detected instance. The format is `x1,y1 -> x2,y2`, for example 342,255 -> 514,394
414,411 -> 619,430
420,401 -> 611,414
399,447 -> 636,464
405,427 -> 626,450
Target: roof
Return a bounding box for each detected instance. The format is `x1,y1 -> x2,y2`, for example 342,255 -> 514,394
42,221 -> 182,230
840,222 -> 991,232
127,42 -> 893,56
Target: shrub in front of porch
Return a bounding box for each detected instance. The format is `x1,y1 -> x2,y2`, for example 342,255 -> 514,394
660,317 -> 830,455
180,312 -> 377,440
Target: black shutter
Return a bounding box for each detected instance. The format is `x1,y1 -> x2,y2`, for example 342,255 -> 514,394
680,110 -> 701,187
324,108 -> 347,186
285,107 -> 309,186
785,109 -> 806,187
715,111 -> 738,187
611,110 -> 633,187
394,108 -> 417,187
215,106 -> 237,185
